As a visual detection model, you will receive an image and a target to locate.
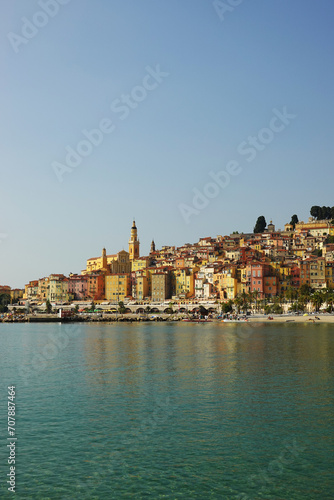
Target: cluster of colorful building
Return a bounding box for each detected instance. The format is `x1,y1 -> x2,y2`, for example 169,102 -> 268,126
6,218 -> 334,305
0,286 -> 24,302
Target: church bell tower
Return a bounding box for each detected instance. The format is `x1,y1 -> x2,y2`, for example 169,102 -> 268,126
101,247 -> 108,270
128,220 -> 140,261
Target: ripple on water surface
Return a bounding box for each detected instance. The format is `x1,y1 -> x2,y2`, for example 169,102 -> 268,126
0,322 -> 333,499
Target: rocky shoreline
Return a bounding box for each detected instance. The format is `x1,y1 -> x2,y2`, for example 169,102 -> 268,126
2,313 -> 334,324
1,313 -> 189,323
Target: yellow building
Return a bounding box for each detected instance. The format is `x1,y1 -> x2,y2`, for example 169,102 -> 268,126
173,269 -> 195,298
309,258 -> 326,289
105,274 -> 131,302
323,244 -> 334,262
216,268 -> 237,300
271,262 -> 290,278
237,266 -> 249,295
48,275 -> 69,303
270,262 -> 291,294
82,223 -> 139,275
208,253 -> 217,263
135,273 -> 150,301
284,223 -> 294,233
38,277 -> 49,302
325,263 -> 334,288
184,256 -> 200,268
295,219 -> 333,237
292,247 -> 307,259
131,257 -> 150,272
250,243 -> 262,252
82,249 -> 131,275
10,289 -> 24,302
24,280 -> 39,301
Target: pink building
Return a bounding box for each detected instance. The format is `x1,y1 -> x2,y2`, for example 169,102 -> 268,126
68,275 -> 88,300
246,261 -> 273,298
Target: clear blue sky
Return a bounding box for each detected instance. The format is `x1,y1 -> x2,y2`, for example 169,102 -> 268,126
1,0 -> 334,288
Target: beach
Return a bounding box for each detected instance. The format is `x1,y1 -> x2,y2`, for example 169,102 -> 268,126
247,314 -> 334,324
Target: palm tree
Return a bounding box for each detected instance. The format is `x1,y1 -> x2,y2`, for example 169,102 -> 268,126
246,291 -> 254,312
286,286 -> 297,304
241,291 -> 249,313
252,290 -> 260,312
119,301 -> 126,314
221,300 -> 233,314
278,292 -> 285,307
311,291 -> 324,312
234,295 -> 243,314
258,299 -> 266,314
298,284 -> 313,311
324,288 -> 334,312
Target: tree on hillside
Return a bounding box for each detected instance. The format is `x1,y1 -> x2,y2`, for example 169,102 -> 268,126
322,206 -> 331,220
325,235 -> 334,244
254,216 -> 266,234
0,293 -> 11,313
289,214 -> 299,229
310,205 -> 334,220
310,206 -> 320,219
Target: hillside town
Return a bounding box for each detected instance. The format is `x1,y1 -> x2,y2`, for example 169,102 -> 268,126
2,211 -> 334,315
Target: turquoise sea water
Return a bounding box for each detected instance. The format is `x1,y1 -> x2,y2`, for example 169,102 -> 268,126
0,322 -> 333,499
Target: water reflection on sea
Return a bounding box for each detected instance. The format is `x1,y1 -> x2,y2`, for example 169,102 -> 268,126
0,322 -> 333,499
